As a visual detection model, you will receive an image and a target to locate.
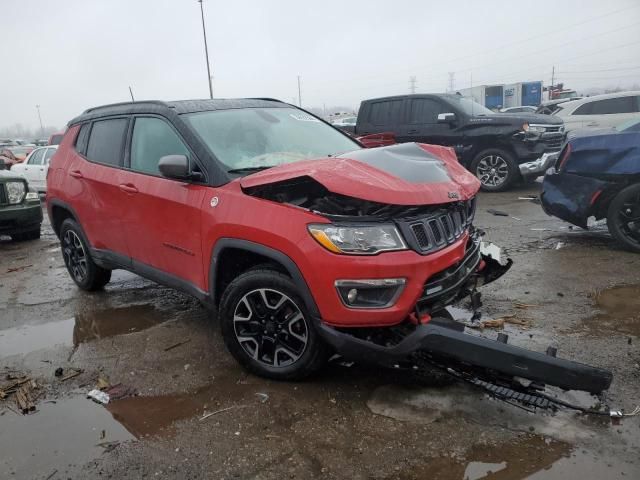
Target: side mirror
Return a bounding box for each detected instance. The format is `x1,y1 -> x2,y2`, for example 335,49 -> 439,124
158,155 -> 203,181
437,113 -> 457,124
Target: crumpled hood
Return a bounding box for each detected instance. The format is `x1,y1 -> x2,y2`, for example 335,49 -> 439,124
240,143 -> 480,205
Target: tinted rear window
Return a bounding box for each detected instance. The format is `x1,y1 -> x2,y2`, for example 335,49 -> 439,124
369,100 -> 403,126
408,98 -> 445,124
86,118 -> 128,166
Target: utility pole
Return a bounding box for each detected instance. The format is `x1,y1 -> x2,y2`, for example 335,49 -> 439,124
448,72 -> 455,93
35,105 -> 44,136
198,0 -> 214,99
297,75 -> 302,107
550,65 -> 555,99
409,76 -> 417,94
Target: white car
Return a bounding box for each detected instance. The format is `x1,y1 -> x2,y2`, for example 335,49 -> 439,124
331,116 -> 357,126
500,106 -> 537,114
11,145 -> 57,193
553,91 -> 640,133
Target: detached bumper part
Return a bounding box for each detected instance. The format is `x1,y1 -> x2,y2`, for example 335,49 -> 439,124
519,151 -> 560,176
319,322 -> 612,394
541,169 -> 611,228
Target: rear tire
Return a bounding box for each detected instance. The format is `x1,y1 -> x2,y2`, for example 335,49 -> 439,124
60,218 -> 112,290
470,149 -> 519,192
607,184 -> 640,253
219,267 -> 330,380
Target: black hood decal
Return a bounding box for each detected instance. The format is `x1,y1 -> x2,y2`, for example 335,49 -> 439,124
337,143 -> 452,184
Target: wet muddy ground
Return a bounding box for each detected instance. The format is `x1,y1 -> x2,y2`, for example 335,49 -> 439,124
1,183 -> 639,479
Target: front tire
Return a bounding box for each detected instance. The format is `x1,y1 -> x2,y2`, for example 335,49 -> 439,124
60,218 -> 112,290
219,268 -> 330,380
607,184 -> 640,253
470,149 -> 519,192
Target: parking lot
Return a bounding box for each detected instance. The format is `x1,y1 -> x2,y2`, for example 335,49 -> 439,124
1,183 -> 639,479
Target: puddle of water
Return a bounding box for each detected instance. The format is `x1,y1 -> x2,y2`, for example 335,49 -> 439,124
464,461 -> 506,479
583,285 -> 640,337
0,396 -> 134,479
0,317 -> 74,358
107,380 -> 251,439
390,435 -> 572,480
0,304 -> 169,358
73,304 -> 167,345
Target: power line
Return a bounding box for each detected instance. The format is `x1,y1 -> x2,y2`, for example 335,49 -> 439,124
559,65 -> 640,74
454,39 -> 640,90
334,3 -> 640,86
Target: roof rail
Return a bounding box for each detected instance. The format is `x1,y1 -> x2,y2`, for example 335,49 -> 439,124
82,100 -> 172,114
248,97 -> 286,104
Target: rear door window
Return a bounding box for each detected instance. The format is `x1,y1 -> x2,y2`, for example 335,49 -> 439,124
369,100 -> 404,126
130,117 -> 190,176
75,123 -> 91,155
86,118 -> 129,166
408,98 -> 446,124
43,148 -> 56,164
27,149 -> 45,165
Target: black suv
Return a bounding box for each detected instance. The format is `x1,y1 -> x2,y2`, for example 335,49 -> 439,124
347,94 -> 565,191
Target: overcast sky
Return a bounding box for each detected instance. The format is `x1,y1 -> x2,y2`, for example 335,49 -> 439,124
2,0 -> 639,130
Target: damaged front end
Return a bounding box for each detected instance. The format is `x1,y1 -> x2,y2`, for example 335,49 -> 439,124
241,143 -> 612,403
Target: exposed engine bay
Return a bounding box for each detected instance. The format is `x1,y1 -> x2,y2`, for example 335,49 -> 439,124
243,175 -> 462,221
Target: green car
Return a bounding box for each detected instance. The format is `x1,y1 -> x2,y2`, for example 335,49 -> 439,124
0,170 -> 43,241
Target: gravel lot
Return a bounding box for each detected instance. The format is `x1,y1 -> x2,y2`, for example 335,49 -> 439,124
1,182 -> 639,479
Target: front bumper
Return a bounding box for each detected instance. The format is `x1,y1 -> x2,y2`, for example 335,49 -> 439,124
519,151 -> 560,176
0,201 -> 43,235
317,322 -> 612,393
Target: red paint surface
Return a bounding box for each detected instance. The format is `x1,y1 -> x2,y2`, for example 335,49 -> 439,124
49,132 -> 479,328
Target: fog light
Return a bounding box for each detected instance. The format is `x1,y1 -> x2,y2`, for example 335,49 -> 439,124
335,278 -> 406,309
347,288 -> 358,304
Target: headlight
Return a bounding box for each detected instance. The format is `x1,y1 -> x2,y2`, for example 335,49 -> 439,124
523,123 -> 545,133
308,224 -> 407,255
6,181 -> 26,204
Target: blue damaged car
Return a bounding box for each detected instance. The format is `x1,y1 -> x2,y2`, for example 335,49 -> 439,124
541,129 -> 640,252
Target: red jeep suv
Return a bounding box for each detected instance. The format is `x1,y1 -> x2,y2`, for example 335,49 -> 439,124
46,99 -> 611,394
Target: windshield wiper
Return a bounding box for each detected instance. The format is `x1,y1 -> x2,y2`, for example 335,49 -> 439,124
227,166 -> 276,174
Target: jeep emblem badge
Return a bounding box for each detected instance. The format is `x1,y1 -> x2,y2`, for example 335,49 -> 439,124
448,192 -> 459,199
210,196 -> 219,207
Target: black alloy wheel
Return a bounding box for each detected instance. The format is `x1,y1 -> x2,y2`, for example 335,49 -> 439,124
59,218 -> 111,290
62,229 -> 88,283
233,288 -> 309,368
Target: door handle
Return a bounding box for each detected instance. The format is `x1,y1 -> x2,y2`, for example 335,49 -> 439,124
586,122 -> 599,127
69,170 -> 83,178
407,129 -> 419,134
119,183 -> 138,194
